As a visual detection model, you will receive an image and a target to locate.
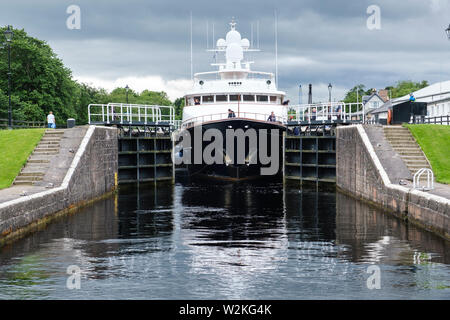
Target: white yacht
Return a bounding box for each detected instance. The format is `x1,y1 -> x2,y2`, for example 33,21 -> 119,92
177,20 -> 288,181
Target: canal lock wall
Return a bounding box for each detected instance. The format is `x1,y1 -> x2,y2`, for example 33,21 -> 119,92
336,124 -> 450,240
0,126 -> 118,243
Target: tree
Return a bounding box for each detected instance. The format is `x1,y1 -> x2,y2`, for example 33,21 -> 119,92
387,80 -> 429,99
74,83 -> 109,124
173,97 -> 184,120
343,84 -> 373,103
0,27 -> 78,124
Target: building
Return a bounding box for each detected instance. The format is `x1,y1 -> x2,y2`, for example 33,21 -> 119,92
393,81 -> 450,118
362,89 -> 388,122
362,92 -> 386,111
367,81 -> 450,123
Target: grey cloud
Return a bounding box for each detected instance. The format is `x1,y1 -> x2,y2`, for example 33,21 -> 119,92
2,0 -> 450,101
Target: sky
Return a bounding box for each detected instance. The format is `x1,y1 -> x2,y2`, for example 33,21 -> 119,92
2,0 -> 450,102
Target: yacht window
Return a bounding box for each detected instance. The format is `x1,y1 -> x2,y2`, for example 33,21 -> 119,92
270,96 -> 277,103
243,95 -> 255,102
203,95 -> 214,103
194,96 -> 201,105
257,95 -> 269,102
216,95 -> 228,102
229,94 -> 240,101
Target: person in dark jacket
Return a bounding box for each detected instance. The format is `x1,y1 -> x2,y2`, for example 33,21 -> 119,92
267,111 -> 276,122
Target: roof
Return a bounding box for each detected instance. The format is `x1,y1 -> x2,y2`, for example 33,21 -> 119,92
391,80 -> 450,104
363,92 -> 386,105
368,80 -> 450,114
368,100 -> 392,114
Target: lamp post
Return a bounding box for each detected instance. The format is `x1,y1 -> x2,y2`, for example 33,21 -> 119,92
328,83 -> 332,103
125,85 -> 129,104
446,24 -> 450,40
298,84 -> 302,105
328,83 -> 332,119
4,26 -> 13,129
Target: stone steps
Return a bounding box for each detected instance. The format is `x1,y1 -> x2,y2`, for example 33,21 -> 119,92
33,151 -> 59,155
35,148 -> 59,152
383,126 -> 433,178
13,130 -> 64,185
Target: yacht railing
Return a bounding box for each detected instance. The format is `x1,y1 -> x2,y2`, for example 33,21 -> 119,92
287,102 -> 365,123
181,111 -> 287,129
88,103 -> 175,125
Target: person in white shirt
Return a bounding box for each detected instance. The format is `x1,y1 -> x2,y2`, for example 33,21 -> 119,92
47,111 -> 55,129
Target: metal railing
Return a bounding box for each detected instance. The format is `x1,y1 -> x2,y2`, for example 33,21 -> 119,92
181,111 -> 288,129
0,118 -> 46,128
413,168 -> 434,191
287,102 -> 365,124
88,103 -> 175,126
411,115 -> 450,125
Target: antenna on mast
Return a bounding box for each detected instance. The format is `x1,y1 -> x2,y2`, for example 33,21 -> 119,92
190,11 -> 193,81
275,10 -> 278,86
206,20 -> 209,49
251,22 -> 254,47
257,20 -> 260,49
212,23 -> 215,48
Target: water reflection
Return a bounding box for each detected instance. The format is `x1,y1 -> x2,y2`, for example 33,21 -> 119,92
0,181 -> 448,299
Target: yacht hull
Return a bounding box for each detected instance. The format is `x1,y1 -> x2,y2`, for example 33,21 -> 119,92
177,119 -> 286,181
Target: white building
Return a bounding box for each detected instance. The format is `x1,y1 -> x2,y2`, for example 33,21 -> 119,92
362,92 -> 386,112
393,80 -> 450,118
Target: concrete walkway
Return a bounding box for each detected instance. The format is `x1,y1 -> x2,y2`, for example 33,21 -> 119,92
0,126 -> 89,205
365,124 -> 450,201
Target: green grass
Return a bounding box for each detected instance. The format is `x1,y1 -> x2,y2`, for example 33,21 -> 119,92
404,124 -> 450,184
0,129 -> 45,189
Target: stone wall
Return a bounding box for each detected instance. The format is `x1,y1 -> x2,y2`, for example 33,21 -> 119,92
336,125 -> 449,239
0,126 -> 118,241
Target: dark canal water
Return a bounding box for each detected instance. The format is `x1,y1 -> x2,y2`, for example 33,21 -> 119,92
0,181 -> 449,299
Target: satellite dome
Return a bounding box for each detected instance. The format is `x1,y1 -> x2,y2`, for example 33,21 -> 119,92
226,30 -> 241,45
216,38 -> 226,49
241,38 -> 250,49
226,43 -> 243,63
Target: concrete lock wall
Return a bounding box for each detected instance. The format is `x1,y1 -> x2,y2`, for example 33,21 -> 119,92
0,126 -> 118,241
336,125 -> 450,239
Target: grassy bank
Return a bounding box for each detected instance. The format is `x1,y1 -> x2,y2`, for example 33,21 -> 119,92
0,129 -> 45,189
404,124 -> 450,184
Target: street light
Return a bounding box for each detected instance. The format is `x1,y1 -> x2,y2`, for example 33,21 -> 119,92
446,24 -> 450,40
328,83 -> 332,103
328,83 -> 332,119
4,25 -> 13,129
125,85 -> 129,104
298,84 -> 302,105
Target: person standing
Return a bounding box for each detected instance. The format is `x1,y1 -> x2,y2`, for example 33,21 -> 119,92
47,111 -> 55,129
267,111 -> 277,122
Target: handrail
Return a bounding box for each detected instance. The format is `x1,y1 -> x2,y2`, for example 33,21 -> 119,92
413,168 -> 434,191
88,103 -> 175,126
287,102 -> 365,124
181,111 -> 287,129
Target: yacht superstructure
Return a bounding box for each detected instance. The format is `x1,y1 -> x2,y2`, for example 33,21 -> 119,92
177,20 -> 288,180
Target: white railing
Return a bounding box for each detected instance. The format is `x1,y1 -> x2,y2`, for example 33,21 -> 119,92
287,102 -> 365,123
413,168 -> 434,191
173,120 -> 182,130
181,111 -> 288,129
88,103 -> 175,125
